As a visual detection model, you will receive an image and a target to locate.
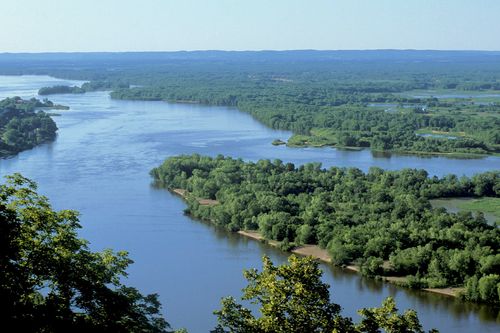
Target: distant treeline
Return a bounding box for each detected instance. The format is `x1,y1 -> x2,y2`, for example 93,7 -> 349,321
152,154 -> 500,304
2,50 -> 500,88
38,81 -> 129,95
38,85 -> 85,95
0,97 -> 58,157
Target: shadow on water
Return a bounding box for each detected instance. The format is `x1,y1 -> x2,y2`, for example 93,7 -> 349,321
371,150 -> 486,160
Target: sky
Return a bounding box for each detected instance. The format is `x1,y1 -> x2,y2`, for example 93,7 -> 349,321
1,0 -> 499,52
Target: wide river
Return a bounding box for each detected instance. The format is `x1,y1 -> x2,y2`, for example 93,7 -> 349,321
1,75 -> 499,332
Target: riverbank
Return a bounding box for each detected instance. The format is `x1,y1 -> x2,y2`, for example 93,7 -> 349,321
287,138 -> 492,158
109,94 -> 498,158
236,229 -> 464,298
38,104 -> 70,110
170,185 -> 467,299
172,188 -> 219,206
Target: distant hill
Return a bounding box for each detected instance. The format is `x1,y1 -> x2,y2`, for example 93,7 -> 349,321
1,50 -> 500,78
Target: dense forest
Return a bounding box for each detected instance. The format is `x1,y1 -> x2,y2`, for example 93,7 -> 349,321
0,97 -> 59,157
152,154 -> 500,305
1,51 -> 500,156
1,174 -> 436,333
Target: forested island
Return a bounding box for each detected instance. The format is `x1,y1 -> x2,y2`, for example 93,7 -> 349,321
152,154 -> 500,305
0,97 -> 60,157
38,81 -> 129,95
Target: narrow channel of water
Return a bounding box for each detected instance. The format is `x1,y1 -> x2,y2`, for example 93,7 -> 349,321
1,76 -> 499,332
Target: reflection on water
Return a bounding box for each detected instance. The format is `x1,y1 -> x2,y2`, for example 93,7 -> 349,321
0,76 -> 499,332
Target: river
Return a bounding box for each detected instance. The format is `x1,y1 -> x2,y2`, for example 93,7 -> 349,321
1,75 -> 499,332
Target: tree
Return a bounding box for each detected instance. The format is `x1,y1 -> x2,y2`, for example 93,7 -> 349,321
480,254 -> 500,275
478,274 -> 500,303
214,255 -> 437,333
296,224 -> 316,244
0,174 -> 170,332
357,297 -> 437,333
214,255 -> 342,333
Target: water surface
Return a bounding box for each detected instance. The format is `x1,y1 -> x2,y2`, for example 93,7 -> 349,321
1,76 -> 499,332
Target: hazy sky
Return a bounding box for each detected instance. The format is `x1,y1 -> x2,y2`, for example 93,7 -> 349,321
1,0 -> 499,52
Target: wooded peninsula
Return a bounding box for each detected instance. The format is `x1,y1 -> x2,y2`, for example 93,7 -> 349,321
152,154 -> 500,305
0,97 -> 59,158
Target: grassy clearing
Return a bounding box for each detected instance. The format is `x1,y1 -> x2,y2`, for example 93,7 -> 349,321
456,197 -> 500,220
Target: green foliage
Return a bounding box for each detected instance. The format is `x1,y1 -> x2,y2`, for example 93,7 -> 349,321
357,297 -> 437,333
0,174 -> 169,332
38,81 -> 129,95
0,97 -> 58,157
455,197 -> 500,221
214,255 -> 437,333
463,273 -> 500,304
153,154 -> 500,303
464,276 -> 481,302
478,275 -> 500,303
295,224 -> 316,244
480,254 -> 500,274
279,238 -> 295,252
389,245 -> 433,276
38,85 -> 85,95
361,257 -> 384,277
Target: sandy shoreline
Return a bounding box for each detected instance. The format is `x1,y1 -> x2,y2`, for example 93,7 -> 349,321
172,188 -> 219,206
423,287 -> 463,297
237,230 -> 264,241
291,244 -> 332,264
236,229 -> 463,298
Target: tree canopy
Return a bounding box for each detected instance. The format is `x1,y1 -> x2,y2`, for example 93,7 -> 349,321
0,97 -> 58,158
0,174 -> 169,332
214,255 -> 438,333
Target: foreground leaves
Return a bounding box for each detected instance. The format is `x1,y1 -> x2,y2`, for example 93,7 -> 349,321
214,255 -> 438,333
0,174 -> 169,332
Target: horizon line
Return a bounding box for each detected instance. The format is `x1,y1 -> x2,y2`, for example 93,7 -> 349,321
2,48 -> 500,55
